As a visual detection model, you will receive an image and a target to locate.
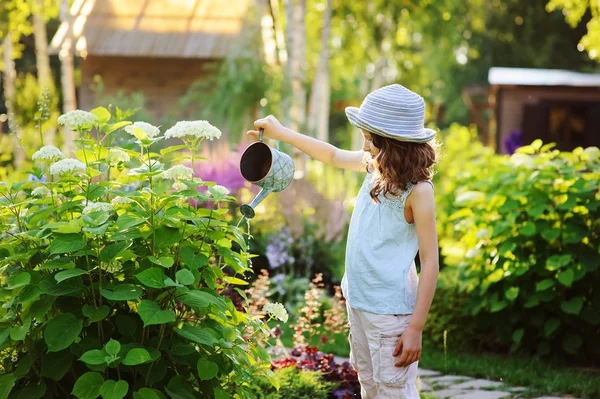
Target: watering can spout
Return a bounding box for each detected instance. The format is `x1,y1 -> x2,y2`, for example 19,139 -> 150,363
239,128 -> 295,219
240,188 -> 271,219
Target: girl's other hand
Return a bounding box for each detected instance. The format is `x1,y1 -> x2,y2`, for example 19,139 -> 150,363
393,325 -> 422,367
247,115 -> 287,141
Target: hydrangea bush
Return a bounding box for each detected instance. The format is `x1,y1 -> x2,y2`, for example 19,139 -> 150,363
0,107 -> 283,398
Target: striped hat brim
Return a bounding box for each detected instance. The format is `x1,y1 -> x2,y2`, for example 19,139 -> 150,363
345,106 -> 436,143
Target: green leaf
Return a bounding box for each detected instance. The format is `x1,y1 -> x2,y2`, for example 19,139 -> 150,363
122,348 -> 152,366
49,234 -> 87,254
116,214 -> 147,230
180,290 -> 222,310
197,359 -> 218,381
544,317 -> 561,337
180,246 -> 208,270
536,279 -> 554,291
82,305 -> 110,322
39,276 -> 84,296
165,375 -> 196,399
133,388 -> 166,399
557,269 -> 574,287
44,313 -> 83,352
518,222 -> 536,237
499,199 -> 519,212
562,332 -> 583,355
561,297 -> 584,315
39,257 -> 76,270
100,242 -> 130,262
176,269 -> 195,285
11,380 -> 46,399
79,350 -> 108,365
512,328 -> 524,344
223,276 -> 249,286
214,388 -> 231,399
29,296 -> 55,319
10,319 -> 31,341
100,380 -> 128,399
160,145 -> 188,155
72,372 -> 104,399
55,268 -> 89,283
91,106 -> 111,123
137,300 -> 175,327
546,254 -> 572,271
148,256 -> 174,268
19,285 -> 42,303
104,121 -> 131,134
541,229 -> 560,241
101,284 -> 143,301
105,339 -> 121,357
41,351 -> 72,381
0,375 -> 16,399
6,271 -> 31,289
174,325 -> 217,347
504,286 -> 519,301
13,355 -> 32,378
135,268 -> 166,289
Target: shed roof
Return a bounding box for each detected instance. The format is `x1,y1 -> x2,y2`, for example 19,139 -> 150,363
489,67 -> 600,88
49,0 -> 251,59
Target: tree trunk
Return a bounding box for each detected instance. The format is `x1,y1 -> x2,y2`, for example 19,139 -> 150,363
3,34 -> 25,168
59,0 -> 76,155
307,0 -> 331,143
33,0 -> 56,145
288,0 -> 307,175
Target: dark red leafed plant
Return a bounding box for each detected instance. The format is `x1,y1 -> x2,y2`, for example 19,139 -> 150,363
273,345 -> 360,398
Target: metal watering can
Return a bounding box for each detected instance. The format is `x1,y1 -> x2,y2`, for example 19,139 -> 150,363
239,128 -> 295,219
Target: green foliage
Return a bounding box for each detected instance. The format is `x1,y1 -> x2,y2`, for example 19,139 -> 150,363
256,367 -> 335,399
547,0 -> 600,61
0,107 -> 278,397
432,126 -> 600,360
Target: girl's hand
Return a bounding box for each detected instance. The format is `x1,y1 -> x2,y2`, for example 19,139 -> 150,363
247,115 -> 287,141
393,325 -> 422,367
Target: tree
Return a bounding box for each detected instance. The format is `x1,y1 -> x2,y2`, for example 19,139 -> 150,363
547,0 -> 600,61
32,0 -> 59,145
307,0 -> 331,142
58,0 -> 76,155
1,0 -> 32,168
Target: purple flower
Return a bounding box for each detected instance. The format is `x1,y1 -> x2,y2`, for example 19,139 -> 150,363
266,227 -> 294,269
503,130 -> 523,155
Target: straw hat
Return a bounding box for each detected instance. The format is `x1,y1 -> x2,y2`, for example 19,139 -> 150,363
345,84 -> 436,143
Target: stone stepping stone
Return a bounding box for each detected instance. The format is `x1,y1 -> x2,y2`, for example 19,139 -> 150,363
451,390 -> 512,399
533,397 -> 576,399
419,368 -> 442,377
451,379 -> 506,390
429,388 -> 468,398
417,378 -> 433,392
509,386 -> 528,392
425,375 -> 474,387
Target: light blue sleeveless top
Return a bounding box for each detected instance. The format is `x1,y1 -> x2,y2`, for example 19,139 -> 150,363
341,170 -> 431,315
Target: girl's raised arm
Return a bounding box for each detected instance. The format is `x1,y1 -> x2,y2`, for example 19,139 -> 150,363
248,115 -> 366,172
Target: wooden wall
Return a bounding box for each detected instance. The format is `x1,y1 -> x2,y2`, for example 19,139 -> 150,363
79,56 -> 219,121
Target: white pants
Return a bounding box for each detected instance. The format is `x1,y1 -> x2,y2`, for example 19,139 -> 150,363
347,304 -> 420,399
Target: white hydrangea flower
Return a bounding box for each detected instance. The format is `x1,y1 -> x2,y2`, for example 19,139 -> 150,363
32,146 -> 64,162
57,110 -> 98,129
164,120 -> 222,141
124,121 -> 161,139
82,202 -> 113,214
110,196 -> 134,206
172,181 -> 187,191
212,185 -> 230,196
32,186 -> 52,197
49,158 -> 86,176
262,302 -> 288,323
101,261 -> 122,273
160,165 -> 194,180
107,148 -> 130,166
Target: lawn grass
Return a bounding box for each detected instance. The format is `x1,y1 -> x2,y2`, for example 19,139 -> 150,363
271,321 -> 600,398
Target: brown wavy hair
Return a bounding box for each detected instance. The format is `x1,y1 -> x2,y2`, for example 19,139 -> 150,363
368,134 -> 439,202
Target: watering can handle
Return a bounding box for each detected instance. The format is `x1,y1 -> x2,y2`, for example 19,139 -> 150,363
258,128 -> 281,150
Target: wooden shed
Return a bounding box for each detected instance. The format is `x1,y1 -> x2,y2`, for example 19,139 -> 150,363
488,67 -> 600,153
49,0 -> 252,120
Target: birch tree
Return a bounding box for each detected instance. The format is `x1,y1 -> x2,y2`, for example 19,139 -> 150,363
58,0 -> 76,155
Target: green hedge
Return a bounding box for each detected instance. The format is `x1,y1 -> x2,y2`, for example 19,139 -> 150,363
429,126 -> 600,362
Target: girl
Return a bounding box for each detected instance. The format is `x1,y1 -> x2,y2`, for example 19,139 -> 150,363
248,84 -> 439,399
